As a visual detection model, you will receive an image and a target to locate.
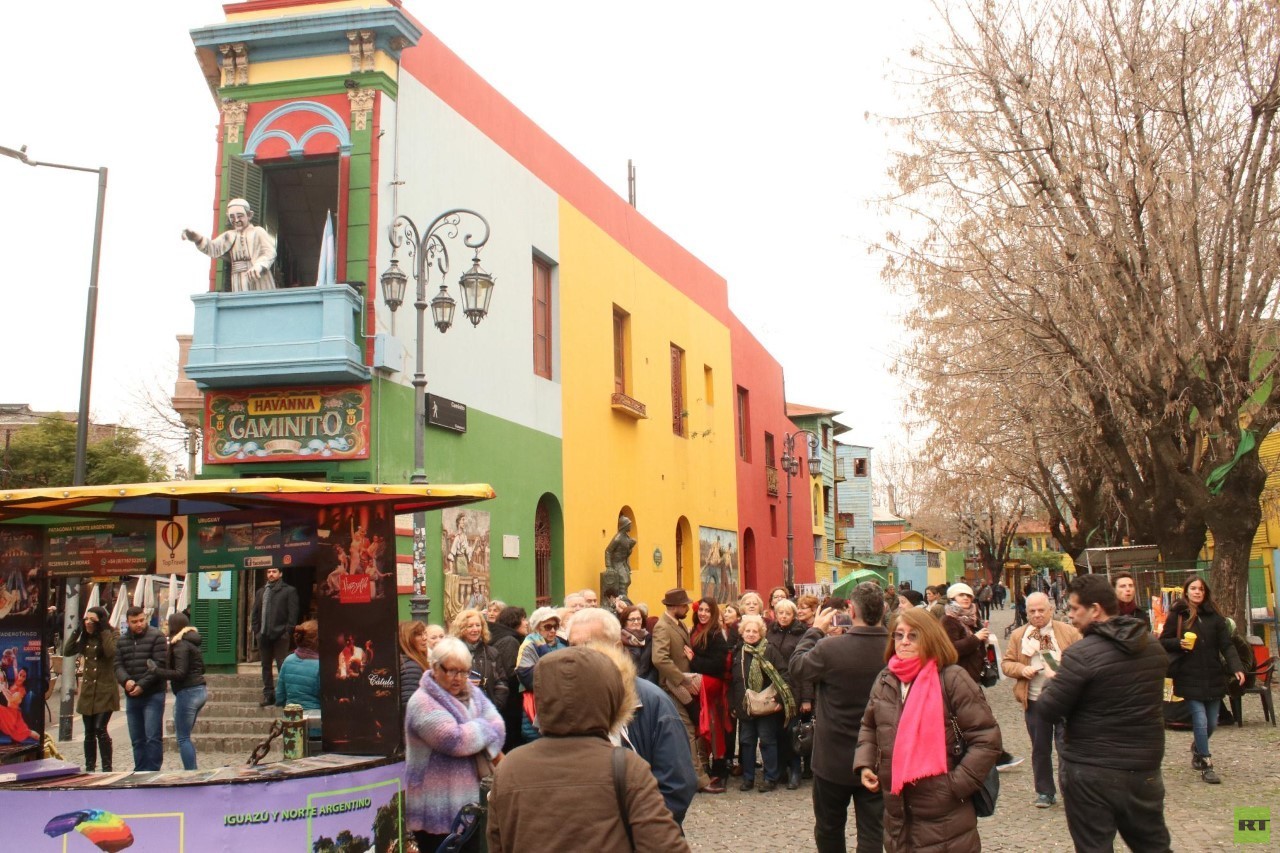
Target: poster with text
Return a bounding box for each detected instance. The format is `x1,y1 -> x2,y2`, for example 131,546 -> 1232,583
440,508 -> 491,624
317,504 -> 399,755
4,761 -> 404,851
699,526 -> 740,604
0,588 -> 46,749
43,519 -> 153,577
0,525 -> 41,619
192,510 -> 317,572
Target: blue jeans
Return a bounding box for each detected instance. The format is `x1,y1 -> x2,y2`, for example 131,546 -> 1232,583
126,690 -> 166,771
738,713 -> 780,783
173,685 -> 208,770
1187,698 -> 1221,759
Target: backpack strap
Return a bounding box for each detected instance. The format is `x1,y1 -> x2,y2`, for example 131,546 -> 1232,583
612,746 -> 634,851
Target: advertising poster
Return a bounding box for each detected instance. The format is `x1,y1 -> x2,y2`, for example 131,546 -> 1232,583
192,510 -> 317,572
204,384 -> 372,464
317,504 -> 399,755
155,516 -> 189,576
43,520 -> 154,578
0,581 -> 46,750
4,761 -> 405,851
441,508 -> 491,624
196,571 -> 232,600
0,526 -> 41,620
699,526 -> 740,604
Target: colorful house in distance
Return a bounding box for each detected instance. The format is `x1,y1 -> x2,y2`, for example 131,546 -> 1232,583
786,405 -> 846,584
877,529 -> 950,591
834,442 -> 873,556
178,0 -> 808,664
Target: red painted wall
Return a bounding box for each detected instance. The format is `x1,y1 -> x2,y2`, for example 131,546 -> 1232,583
731,319 -> 813,593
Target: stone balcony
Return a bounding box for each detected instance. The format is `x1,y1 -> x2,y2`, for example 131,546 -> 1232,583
185,284 -> 371,389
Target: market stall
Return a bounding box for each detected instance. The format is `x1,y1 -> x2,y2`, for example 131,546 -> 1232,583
0,478 -> 493,851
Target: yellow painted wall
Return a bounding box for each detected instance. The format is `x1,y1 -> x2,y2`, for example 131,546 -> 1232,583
227,0 -> 393,23
243,53 -> 400,86
558,200 -> 737,609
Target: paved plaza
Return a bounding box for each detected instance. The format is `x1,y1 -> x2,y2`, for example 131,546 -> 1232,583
684,605 -> 1280,851
50,604 -> 1279,850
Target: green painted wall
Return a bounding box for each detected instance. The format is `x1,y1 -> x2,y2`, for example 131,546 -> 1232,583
375,379 -> 564,621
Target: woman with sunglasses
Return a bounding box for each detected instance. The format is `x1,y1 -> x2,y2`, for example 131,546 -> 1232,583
405,636 -> 505,853
855,608 -> 1001,852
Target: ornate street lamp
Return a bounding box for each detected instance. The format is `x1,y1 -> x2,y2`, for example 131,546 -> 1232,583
379,209 -> 494,622
781,429 -> 823,590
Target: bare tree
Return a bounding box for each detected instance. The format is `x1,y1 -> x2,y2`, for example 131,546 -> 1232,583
885,0 -> 1280,625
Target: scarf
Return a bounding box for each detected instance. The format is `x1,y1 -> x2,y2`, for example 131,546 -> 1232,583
621,627 -> 649,648
1021,624 -> 1055,658
294,647 -> 319,660
885,655 -> 949,795
1117,599 -> 1138,617
743,638 -> 796,723
944,601 -> 979,630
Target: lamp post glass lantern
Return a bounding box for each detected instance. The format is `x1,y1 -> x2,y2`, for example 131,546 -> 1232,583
782,430 -> 822,590
379,208 -> 494,622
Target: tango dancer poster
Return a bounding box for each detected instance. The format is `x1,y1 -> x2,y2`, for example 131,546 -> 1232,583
0,528 -> 46,751
316,504 -> 399,755
440,509 -> 491,625
698,527 -> 740,605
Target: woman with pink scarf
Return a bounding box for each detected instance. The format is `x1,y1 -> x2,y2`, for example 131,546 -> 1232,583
855,608 -> 1001,852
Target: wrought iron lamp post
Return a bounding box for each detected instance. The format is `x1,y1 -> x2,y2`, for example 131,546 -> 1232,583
1,143 -> 108,742
380,209 -> 494,622
781,430 -> 822,591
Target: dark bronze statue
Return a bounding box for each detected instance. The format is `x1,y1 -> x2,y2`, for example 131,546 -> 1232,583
602,516 -> 636,603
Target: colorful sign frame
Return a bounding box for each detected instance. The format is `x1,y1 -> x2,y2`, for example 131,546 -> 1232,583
204,385 -> 371,464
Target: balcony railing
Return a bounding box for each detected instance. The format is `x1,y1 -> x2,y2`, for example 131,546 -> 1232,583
186,284 -> 371,389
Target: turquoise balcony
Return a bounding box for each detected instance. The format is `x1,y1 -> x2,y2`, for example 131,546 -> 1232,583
186,285 -> 371,389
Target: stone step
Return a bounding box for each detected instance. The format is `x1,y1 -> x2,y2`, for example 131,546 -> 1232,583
204,673 -> 267,689
207,686 -> 272,703
165,732 -> 283,759
200,701 -> 284,719
166,716 -> 283,736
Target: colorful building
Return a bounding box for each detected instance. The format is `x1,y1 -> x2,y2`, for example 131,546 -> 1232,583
834,442 -> 874,556
178,0 -> 809,662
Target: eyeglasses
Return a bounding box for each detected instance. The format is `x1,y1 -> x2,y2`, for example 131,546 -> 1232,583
541,622 -> 560,630
892,631 -> 920,643
435,665 -> 470,678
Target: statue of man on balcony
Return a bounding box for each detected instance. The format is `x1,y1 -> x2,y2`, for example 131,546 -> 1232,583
183,198 -> 277,291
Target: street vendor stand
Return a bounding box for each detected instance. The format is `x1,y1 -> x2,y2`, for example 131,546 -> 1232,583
0,478 -> 493,851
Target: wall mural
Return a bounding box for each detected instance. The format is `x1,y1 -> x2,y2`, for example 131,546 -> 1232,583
440,509 -> 491,625
698,526 -> 739,605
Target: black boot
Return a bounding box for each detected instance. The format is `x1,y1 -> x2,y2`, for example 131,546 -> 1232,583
98,732 -> 113,773
786,767 -> 800,790
83,730 -> 97,773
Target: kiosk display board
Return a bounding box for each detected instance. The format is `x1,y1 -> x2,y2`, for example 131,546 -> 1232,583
0,525 -> 46,752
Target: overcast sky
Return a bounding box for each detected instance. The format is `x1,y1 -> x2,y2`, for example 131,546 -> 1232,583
2,0 -> 937,458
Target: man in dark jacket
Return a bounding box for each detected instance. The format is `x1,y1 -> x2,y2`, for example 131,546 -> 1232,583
1035,574 -> 1171,853
251,566 -> 299,705
789,582 -> 885,853
113,605 -> 168,771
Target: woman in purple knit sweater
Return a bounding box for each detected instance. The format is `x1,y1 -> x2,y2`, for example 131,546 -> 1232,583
405,636 -> 505,853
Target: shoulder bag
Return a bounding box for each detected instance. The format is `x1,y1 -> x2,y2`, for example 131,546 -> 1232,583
741,654 -> 781,716
978,642 -> 1000,688
942,672 -> 999,818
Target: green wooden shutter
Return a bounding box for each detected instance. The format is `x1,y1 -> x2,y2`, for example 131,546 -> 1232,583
190,571 -> 238,667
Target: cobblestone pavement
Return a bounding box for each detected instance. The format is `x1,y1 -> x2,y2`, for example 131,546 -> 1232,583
683,605 -> 1280,851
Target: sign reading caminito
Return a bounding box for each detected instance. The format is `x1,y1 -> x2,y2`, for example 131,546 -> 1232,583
204,385 -> 370,464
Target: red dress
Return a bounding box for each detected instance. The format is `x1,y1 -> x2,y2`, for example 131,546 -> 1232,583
0,685 -> 33,743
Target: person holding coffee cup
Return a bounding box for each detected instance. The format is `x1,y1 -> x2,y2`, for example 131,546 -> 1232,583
1158,577 -> 1246,784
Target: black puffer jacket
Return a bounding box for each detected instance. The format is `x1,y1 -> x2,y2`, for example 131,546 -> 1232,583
466,640 -> 510,711
151,628 -> 206,693
399,653 -> 425,713
489,621 -> 523,675
114,626 -> 169,696
1158,600 -> 1244,702
1034,615 -> 1167,771
766,619 -> 812,702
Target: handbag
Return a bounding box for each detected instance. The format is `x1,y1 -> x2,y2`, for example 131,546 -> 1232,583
741,653 -> 782,716
943,678 -> 999,818
745,684 -> 781,716
979,656 -> 1001,688
792,717 -> 815,757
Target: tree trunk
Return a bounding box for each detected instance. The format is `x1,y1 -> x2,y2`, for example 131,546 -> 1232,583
1204,452 -> 1267,629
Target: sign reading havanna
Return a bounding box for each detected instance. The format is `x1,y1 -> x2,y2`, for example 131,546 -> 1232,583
204,385 -> 371,463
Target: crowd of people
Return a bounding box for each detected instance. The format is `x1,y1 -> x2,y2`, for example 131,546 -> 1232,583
52,564 -> 1256,852
396,570 -> 1260,853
